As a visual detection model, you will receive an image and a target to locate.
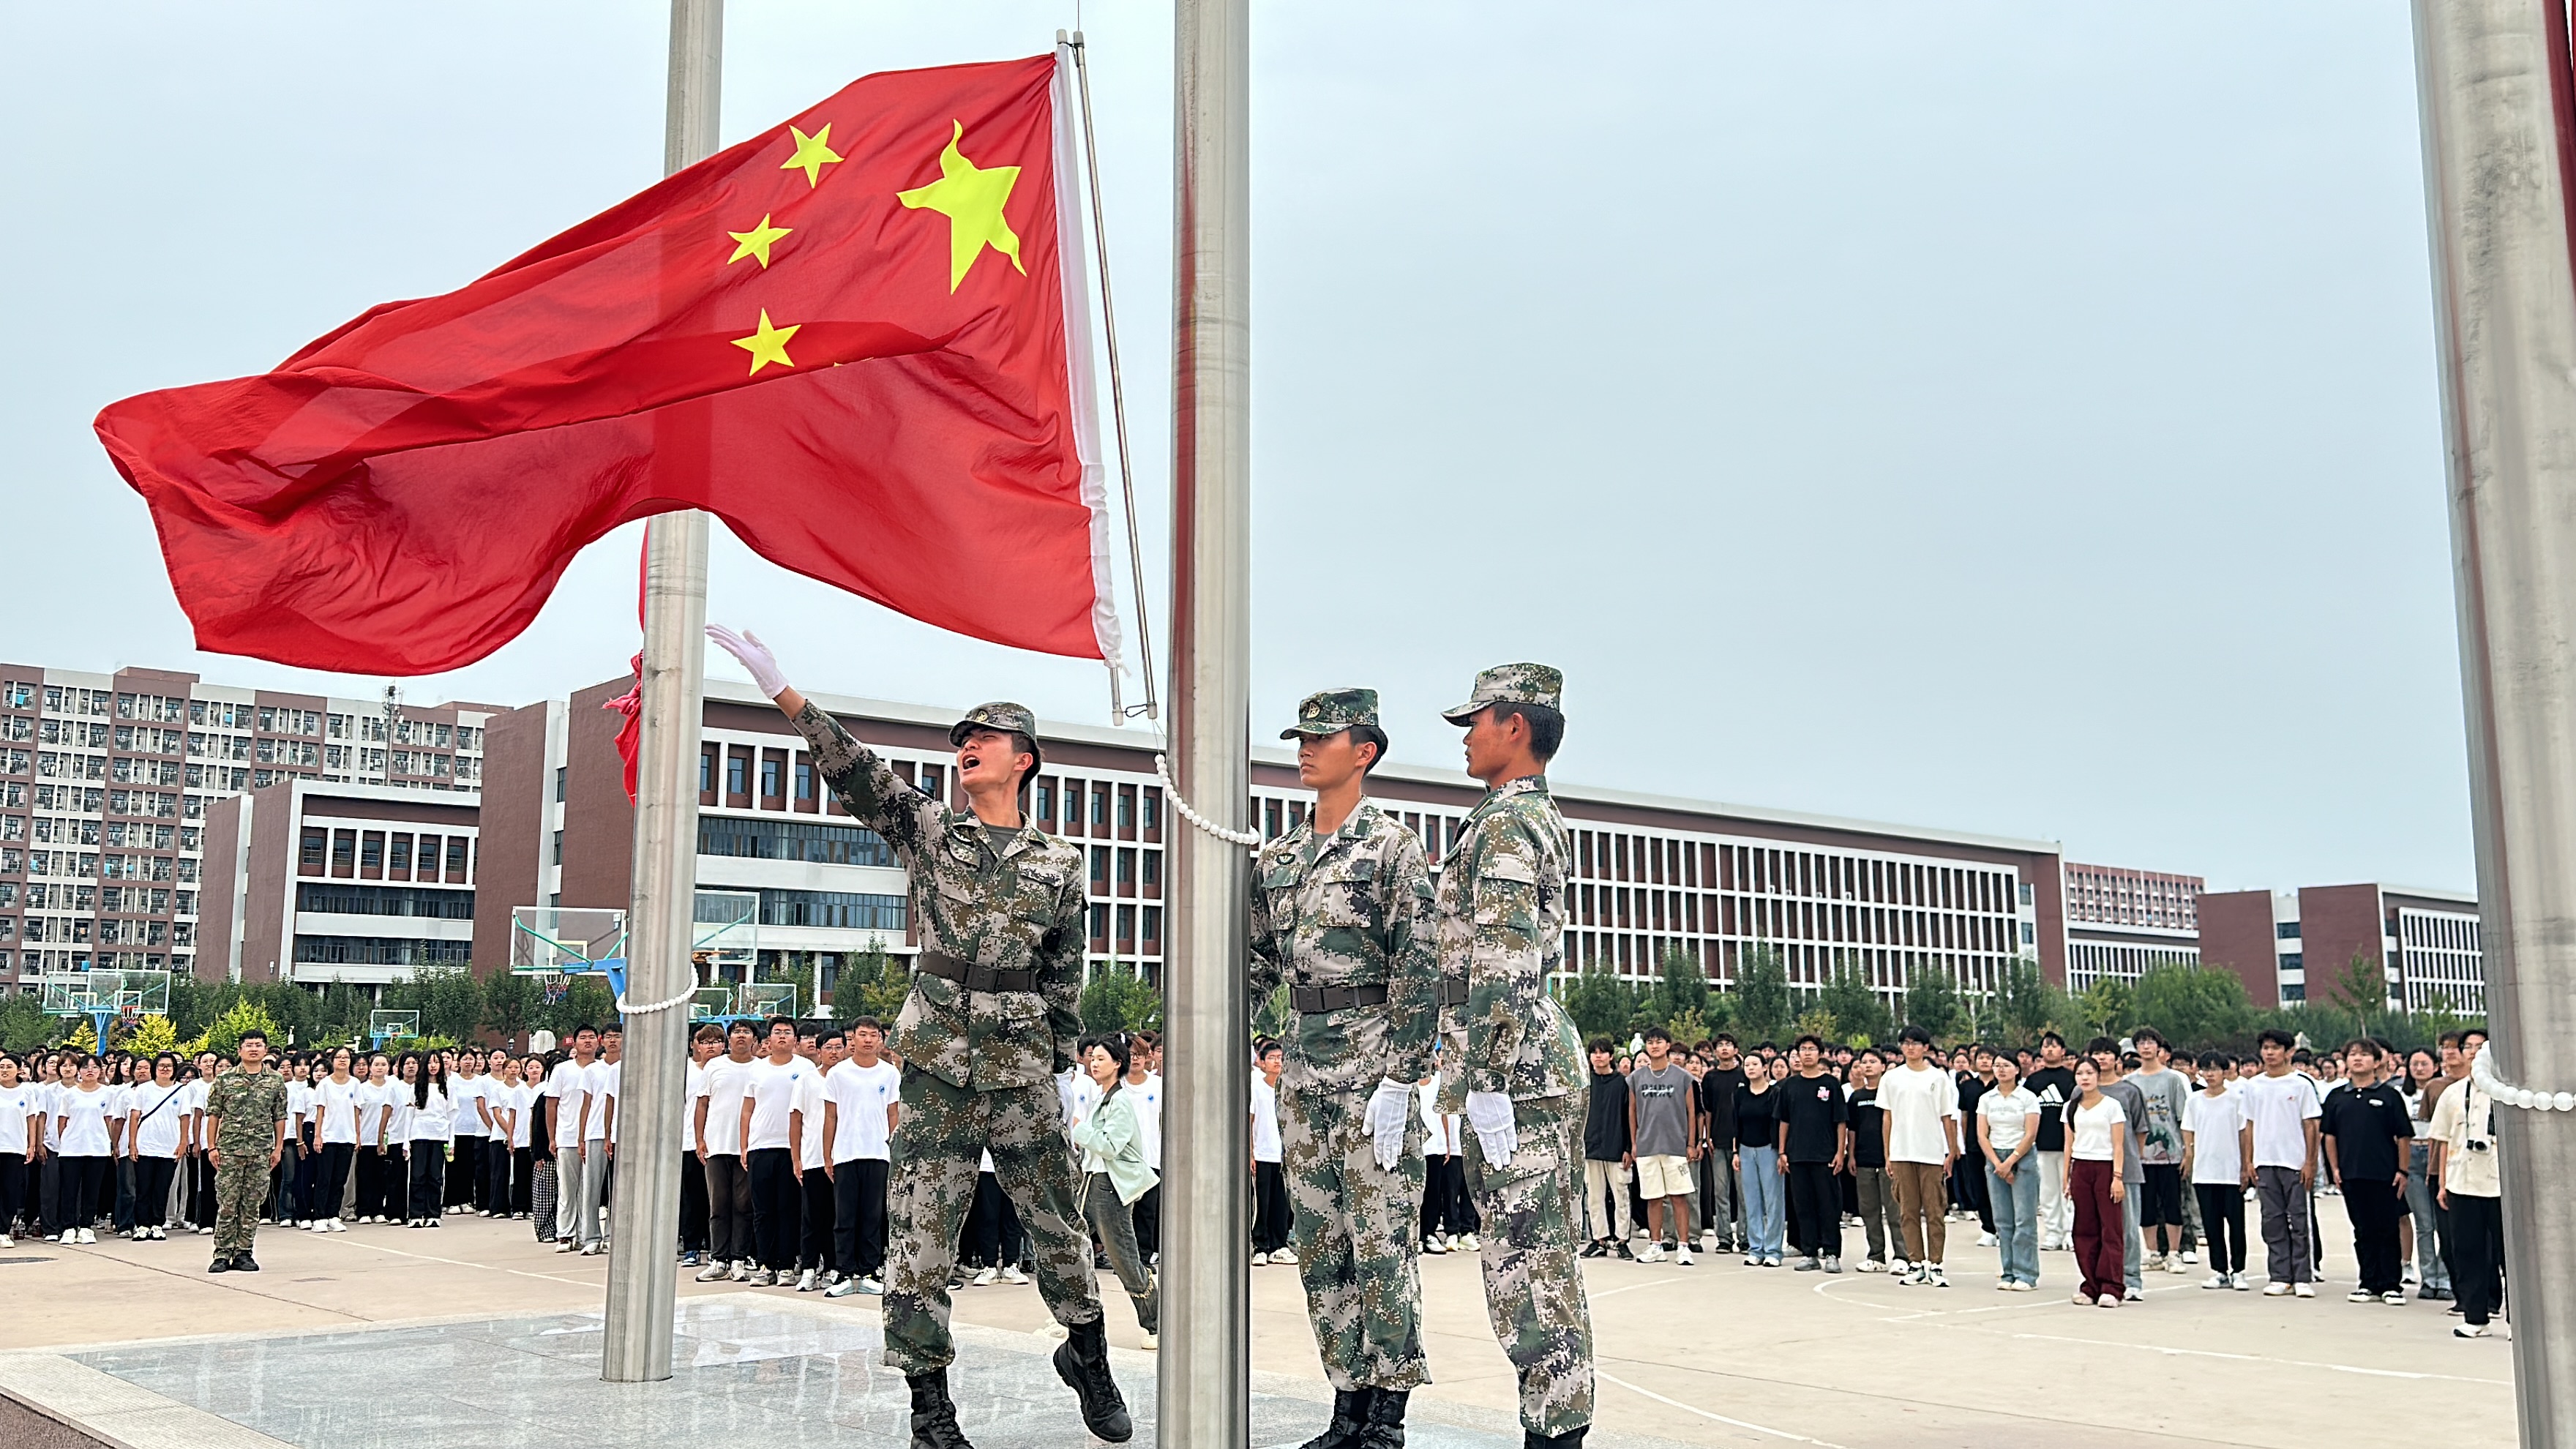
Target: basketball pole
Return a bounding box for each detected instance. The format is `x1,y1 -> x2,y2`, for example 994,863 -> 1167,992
602,0 -> 722,1385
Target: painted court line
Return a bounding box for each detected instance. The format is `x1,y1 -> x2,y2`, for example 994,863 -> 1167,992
1598,1370 -> 1854,1448
2000,1330 -> 2512,1385
316,1232 -> 600,1288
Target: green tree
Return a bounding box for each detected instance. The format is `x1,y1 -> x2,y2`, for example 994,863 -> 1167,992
831,940 -> 913,1022
202,998 -> 283,1059
0,993 -> 55,1051
1562,959 -> 1636,1041
1731,945 -> 1793,1044
1991,955 -> 2065,1048
241,982 -> 319,1049
1902,961 -> 1964,1041
315,979 -> 373,1045
1079,960 -> 1163,1034
776,953 -> 820,1021
2325,953 -> 2389,1031
386,964 -> 484,1044
2070,978 -> 2135,1044
480,972 -> 541,1045
559,977 -> 618,1036
165,975 -> 226,1043
1816,957 -> 1892,1047
2130,964 -> 2254,1053
1652,948 -> 1711,1030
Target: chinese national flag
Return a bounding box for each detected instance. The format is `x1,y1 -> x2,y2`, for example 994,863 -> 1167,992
95,54 -> 1117,675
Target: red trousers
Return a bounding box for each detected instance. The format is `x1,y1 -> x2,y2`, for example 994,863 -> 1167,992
2070,1158 -> 2125,1300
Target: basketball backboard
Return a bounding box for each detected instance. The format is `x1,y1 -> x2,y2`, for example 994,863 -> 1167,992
511,907 -> 626,976
369,1009 -> 421,1044
692,891 -> 759,969
737,981 -> 796,1021
689,986 -> 737,1022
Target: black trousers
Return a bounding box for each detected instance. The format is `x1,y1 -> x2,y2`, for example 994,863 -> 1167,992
1788,1161 -> 1843,1261
314,1142 -> 355,1219
1420,1154 -> 1476,1239
408,1142 -> 446,1222
798,1166 -> 835,1271
1251,1159 -> 1292,1252
355,1145 -> 400,1218
113,1158 -> 135,1231
189,1154 -> 218,1228
834,1158 -> 889,1278
704,1154 -> 754,1262
746,1147 -> 799,1270
2449,1191 -> 2504,1326
487,1139 -> 517,1215
134,1156 -> 179,1230
0,1153 -> 23,1235
2195,1182 -> 2247,1273
1131,1182 -> 1161,1259
679,1146 -> 709,1251
2342,1178 -> 2405,1295
37,1154 -> 59,1235
449,1137 -> 483,1209
960,1169 -> 1025,1267
61,1156 -> 108,1229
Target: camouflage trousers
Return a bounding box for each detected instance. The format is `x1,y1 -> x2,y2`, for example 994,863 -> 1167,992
1461,1096 -> 1593,1437
882,1066 -> 1102,1373
213,1150 -> 272,1257
1281,1077 -> 1429,1391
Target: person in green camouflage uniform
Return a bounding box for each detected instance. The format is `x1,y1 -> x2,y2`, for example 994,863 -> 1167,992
1434,664 -> 1594,1449
707,624 -> 1128,1449
1248,688 -> 1439,1449
203,1029 -> 290,1273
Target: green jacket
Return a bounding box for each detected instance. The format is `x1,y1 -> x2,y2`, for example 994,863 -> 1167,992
1070,1085 -> 1158,1206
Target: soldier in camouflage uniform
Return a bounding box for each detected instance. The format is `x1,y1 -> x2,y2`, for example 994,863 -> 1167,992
203,1028 -> 290,1273
1248,689 -> 1439,1449
1434,664 -> 1594,1449
708,625 -> 1128,1449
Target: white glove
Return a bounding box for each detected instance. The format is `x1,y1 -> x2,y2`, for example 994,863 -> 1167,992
705,624 -> 789,699
1366,1077 -> 1414,1172
1464,1090 -> 1517,1167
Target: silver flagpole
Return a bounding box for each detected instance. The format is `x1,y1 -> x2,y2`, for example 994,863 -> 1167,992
1163,0 -> 1253,1442
602,0 -> 721,1385
2413,1 -> 2576,1439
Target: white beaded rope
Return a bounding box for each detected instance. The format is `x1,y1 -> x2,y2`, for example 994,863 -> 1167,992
616,983 -> 701,1016
1154,753 -> 1261,848
2469,1048 -> 2576,1112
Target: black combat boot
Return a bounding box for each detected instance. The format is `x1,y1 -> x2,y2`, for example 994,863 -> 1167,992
1521,1428 -> 1587,1449
1051,1317 -> 1134,1442
232,1253 -> 261,1272
1352,1387 -> 1409,1448
206,1256 -> 232,1273
907,1368 -> 976,1449
1295,1387 -> 1372,1449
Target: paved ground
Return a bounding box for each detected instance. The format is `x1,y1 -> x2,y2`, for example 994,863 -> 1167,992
0,1218 -> 2518,1448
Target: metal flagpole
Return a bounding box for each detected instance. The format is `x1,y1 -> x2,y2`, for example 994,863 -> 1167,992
1162,0 -> 1253,1442
602,0 -> 721,1385
2413,1 -> 2576,1439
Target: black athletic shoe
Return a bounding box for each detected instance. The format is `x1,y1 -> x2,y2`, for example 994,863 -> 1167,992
208,1257 -> 233,1273
1052,1318 -> 1134,1442
1296,1387 -> 1371,1449
1522,1429 -> 1588,1449
1579,1241 -> 1608,1259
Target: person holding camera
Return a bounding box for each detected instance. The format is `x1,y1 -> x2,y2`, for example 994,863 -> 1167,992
2427,1041 -> 2503,1338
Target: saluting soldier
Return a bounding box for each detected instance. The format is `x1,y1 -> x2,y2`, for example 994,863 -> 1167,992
1433,664 -> 1595,1449
1248,689 -> 1439,1449
708,626 -> 1131,1449
203,1028 -> 290,1275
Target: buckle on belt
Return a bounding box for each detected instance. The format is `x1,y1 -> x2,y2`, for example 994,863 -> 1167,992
918,950 -> 1036,995
1437,979 -> 1469,1006
1291,982 -> 1388,1014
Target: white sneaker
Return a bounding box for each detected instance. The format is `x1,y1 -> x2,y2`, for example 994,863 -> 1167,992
1459,1232 -> 1481,1252
730,1263 -> 753,1282
824,1278 -> 858,1298
2348,1289 -> 2375,1303
583,1241 -> 604,1257
2455,1323 -> 2493,1338
2202,1274 -> 2231,1290
1251,1251 -> 1269,1268
2264,1280 -> 2291,1296
0,1235 -> 12,1249
2143,1252 -> 2165,1272
1633,1243 -> 1664,1264
1674,1243 -> 1694,1266
2232,1273 -> 2253,1292
78,1229 -> 97,1245
2381,1290 -> 2407,1305
1977,1232 -> 1997,1248
2009,1280 -> 2036,1292
1001,1264 -> 1029,1284
1422,1235 -> 1447,1255
2168,1256 -> 2193,1274
1856,1257 -> 1885,1273
2403,1262 -> 2419,1284
971,1266 -> 1000,1287
858,1276 -> 885,1295
2294,1283 -> 2316,1299
1928,1266 -> 1950,1288
1268,1246 -> 1298,1265
749,1268 -> 776,1287
556,1239 -> 578,1253
2182,1248 -> 2199,1265
797,1269 -> 819,1292
1891,1258 -> 1912,1275
1139,1330 -> 1158,1350
696,1261 -> 731,1283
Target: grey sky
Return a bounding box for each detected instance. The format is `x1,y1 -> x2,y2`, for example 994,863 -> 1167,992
1,3 -> 2465,894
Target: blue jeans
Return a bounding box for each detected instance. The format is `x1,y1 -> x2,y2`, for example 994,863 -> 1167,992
1737,1145 -> 1784,1259
1987,1161 -> 2040,1286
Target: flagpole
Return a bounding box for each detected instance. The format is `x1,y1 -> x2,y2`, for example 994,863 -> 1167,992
602,0 -> 721,1386
1163,0 -> 1253,1443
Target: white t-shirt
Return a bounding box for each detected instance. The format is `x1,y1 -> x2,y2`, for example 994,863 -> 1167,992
1977,1084 -> 2040,1155
131,1082 -> 189,1158
2182,1090 -> 2249,1186
2239,1071 -> 2324,1170
744,1056 -> 811,1153
450,1075 -> 487,1136
2068,1096 -> 2126,1161
104,1084 -> 133,1142
315,1078 -> 363,1145
0,1082 -> 35,1155
554,1059 -> 594,1147
178,1079 -> 209,1147
409,1085 -> 453,1142
287,1080 -> 313,1136
57,1084 -> 116,1156
1130,1072 -> 1163,1170
372,1080 -> 411,1143
684,1060 -> 706,1151
1879,1062 -> 1961,1164
698,1056 -> 755,1156
1418,1080 -> 1456,1155
35,1082 -> 62,1150
1251,1077 -> 1282,1164
584,1060 -> 619,1143
795,1068 -> 828,1169
828,1059 -> 900,1163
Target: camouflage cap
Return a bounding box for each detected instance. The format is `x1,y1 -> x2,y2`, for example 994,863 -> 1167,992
950,701 -> 1038,746
1440,662 -> 1564,723
1280,687 -> 1380,740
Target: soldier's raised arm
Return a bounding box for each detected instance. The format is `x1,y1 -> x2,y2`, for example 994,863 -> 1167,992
707,625 -> 938,859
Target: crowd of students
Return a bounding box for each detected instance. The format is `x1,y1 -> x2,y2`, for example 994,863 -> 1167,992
1576,1022 -> 2510,1338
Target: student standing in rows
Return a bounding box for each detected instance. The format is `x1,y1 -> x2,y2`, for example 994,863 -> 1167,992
353,1052 -> 397,1224
1418,1074 -> 1475,1253
1068,1034 -> 1160,1349
694,1020 -> 759,1280
181,1052 -> 217,1234
1775,1036 -> 1848,1274
1975,1053 -> 2041,1290
823,1016 -> 900,1298
1698,1038 -> 1744,1255
2024,1033 -> 2077,1251
2087,1039 -> 2150,1302
479,1048 -> 516,1218
449,1049 -> 487,1216
1579,1039 -> 1632,1258
2321,1039 -> 2414,1306
2399,1046 -> 2452,1300
1126,1035 -> 1164,1263
2127,1028 -> 2192,1274
793,1030 -> 840,1292
307,1049 -> 359,1232
1625,1026 -> 1699,1265
526,1056 -> 559,1237
2181,1052 -> 2253,1290
1843,1050 -> 1903,1273
738,1015 -> 812,1287
1248,1039 -> 1295,1266
405,1051 -> 452,1228
2242,1027 -> 2323,1298
126,1053 -> 187,1242
1879,1026 -> 1955,1287
0,1056 -> 32,1248
571,1026 -> 620,1254
284,1057 -> 318,1226
547,1025 -> 599,1249
1732,1053 -> 1784,1266
2064,1057 -> 2127,1308
2427,1044 -> 2503,1338
52,1055 -> 114,1244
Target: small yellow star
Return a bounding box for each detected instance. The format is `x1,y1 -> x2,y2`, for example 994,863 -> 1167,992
726,214 -> 792,269
731,309 -> 801,375
896,120 -> 1025,292
780,124 -> 842,188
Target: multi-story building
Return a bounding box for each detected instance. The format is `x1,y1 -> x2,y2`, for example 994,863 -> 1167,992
2195,882 -> 2483,1013
197,780 -> 481,987
0,662 -> 496,992
2061,861 -> 2204,995
461,678 -> 2070,1014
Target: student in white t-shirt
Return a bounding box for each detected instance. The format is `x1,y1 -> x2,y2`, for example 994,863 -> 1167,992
0,1055 -> 35,1248
307,1049 -> 362,1231
449,1053 -> 487,1218
2182,1050 -> 2255,1290
1248,1041 -> 1290,1265
822,1017 -> 901,1297
352,1053 -> 400,1224
181,1052 -> 220,1234
1880,1026 -> 1961,1286
547,1024 -> 600,1251
126,1054 -> 189,1241
679,1027 -> 719,1266
693,1021 -> 760,1281
53,1055 -> 116,1243
2240,1030 -> 2323,1296
405,1052 -> 454,1228
568,1026 -> 622,1255
791,1033 -> 841,1291
737,1017 -> 815,1286
2063,1058 -> 2128,1308
1125,1043 -> 1163,1263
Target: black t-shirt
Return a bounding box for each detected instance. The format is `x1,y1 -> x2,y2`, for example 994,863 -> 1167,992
1583,1070 -> 1630,1161
1956,1073 -> 1991,1146
1701,1066 -> 1747,1150
2026,1066 -> 2077,1151
1733,1085 -> 1780,1152
1775,1072 -> 1850,1164
2321,1082 -> 2415,1184
1847,1085 -> 1887,1169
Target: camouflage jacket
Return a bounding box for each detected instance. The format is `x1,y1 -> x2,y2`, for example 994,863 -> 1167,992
790,703 -> 1086,1093
1434,775 -> 1582,1107
204,1066 -> 290,1157
1246,798 -> 1439,1091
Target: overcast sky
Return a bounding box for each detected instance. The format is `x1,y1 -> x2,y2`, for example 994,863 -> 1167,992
1,3 -> 2466,893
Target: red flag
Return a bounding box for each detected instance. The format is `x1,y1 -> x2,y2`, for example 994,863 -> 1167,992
96,54 -> 1117,675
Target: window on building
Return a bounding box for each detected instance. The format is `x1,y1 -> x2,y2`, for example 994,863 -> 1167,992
795,760 -> 815,801
446,838 -> 468,876
1142,905 -> 1161,944
1142,791 -> 1159,831
359,834 -> 383,869
1092,786 -> 1108,827
300,829 -> 326,868
1117,849 -> 1134,885
700,748 -> 715,795
553,830 -> 564,866
331,832 -> 355,871
1117,788 -> 1134,829
555,766 -> 566,802
726,752 -> 749,797
751,888 -> 907,931
1036,782 -> 1055,823
389,836 -> 411,871
696,817 -> 893,867
1089,904 -> 1107,940
2279,953 -> 2303,971
2275,921 -> 2301,939
1141,853 -> 1159,887
761,756 -> 784,798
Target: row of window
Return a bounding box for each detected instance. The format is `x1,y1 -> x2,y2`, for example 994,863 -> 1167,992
698,817 -> 893,868
293,934 -> 473,966
297,882 -> 476,920
299,828 -> 474,878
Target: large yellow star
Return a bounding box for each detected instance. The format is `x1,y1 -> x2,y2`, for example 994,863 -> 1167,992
896,121 -> 1025,293
780,124 -> 842,188
731,310 -> 800,375
725,214 -> 791,269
